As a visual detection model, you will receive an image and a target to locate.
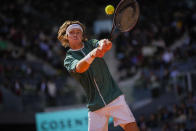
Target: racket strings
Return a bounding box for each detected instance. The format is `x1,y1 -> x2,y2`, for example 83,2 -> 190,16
114,0 -> 139,32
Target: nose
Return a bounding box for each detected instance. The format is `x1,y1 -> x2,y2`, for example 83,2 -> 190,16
73,32 -> 78,37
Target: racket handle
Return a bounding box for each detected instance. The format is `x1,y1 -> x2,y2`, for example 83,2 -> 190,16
109,24 -> 115,41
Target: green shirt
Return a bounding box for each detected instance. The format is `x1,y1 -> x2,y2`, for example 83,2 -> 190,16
64,39 -> 123,111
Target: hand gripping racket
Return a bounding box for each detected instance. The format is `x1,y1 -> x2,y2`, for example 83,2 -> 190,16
110,0 -> 140,41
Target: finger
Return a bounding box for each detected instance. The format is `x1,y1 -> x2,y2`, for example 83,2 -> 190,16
97,47 -> 104,52
95,50 -> 101,56
97,53 -> 104,58
106,42 -> 112,47
104,40 -> 108,45
96,53 -> 101,57
106,39 -> 111,43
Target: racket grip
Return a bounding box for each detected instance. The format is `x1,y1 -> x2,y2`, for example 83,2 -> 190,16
109,24 -> 115,41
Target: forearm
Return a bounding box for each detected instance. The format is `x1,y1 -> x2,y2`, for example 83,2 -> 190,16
76,53 -> 95,73
76,42 -> 108,73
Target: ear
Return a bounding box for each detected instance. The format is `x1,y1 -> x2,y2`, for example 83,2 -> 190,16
65,34 -> 70,44
64,34 -> 68,39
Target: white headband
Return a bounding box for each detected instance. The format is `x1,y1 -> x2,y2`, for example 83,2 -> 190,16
66,24 -> 83,35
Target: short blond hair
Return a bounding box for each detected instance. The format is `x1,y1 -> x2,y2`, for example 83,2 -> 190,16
57,20 -> 87,47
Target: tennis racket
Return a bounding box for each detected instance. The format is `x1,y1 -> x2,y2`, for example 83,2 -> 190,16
110,0 -> 140,41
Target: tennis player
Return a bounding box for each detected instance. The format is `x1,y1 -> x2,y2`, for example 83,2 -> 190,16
57,20 -> 139,131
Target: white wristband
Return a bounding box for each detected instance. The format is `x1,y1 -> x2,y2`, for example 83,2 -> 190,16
84,53 -> 94,64
99,40 -> 104,47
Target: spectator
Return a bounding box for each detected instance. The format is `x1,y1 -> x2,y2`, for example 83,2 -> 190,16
47,80 -> 57,106
174,108 -> 187,124
186,92 -> 196,107
13,80 -> 23,96
147,113 -> 158,128
162,49 -> 174,68
138,115 -> 148,131
149,72 -> 161,98
37,79 -> 48,94
162,122 -> 171,131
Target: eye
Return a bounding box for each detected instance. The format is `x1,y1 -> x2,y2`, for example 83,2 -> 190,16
69,31 -> 74,35
76,31 -> 81,34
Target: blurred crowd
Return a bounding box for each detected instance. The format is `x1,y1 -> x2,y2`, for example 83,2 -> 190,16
113,1 -> 196,130
137,91 -> 196,131
114,0 -> 196,81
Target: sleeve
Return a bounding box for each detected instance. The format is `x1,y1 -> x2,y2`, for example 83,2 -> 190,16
64,53 -> 81,78
88,39 -> 99,48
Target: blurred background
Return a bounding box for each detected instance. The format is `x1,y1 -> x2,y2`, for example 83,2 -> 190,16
0,0 -> 196,130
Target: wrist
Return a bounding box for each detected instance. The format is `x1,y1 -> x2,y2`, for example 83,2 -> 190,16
84,53 -> 95,64
90,52 -> 96,58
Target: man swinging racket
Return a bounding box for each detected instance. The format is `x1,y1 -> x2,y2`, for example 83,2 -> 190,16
57,20 -> 139,131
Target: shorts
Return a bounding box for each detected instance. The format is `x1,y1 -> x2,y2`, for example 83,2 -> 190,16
88,95 -> 136,131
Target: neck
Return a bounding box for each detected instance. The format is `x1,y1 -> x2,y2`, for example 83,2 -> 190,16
70,42 -> 83,50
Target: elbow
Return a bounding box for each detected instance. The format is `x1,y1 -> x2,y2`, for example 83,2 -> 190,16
76,66 -> 88,74
76,69 -> 86,73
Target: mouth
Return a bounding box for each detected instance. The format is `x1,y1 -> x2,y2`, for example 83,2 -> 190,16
73,38 -> 78,41
73,37 -> 78,40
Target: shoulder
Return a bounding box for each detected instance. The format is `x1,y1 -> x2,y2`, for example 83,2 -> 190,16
64,51 -> 79,71
65,49 -> 72,59
64,49 -> 74,63
64,48 -> 81,63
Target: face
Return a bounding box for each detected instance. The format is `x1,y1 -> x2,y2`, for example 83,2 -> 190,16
66,28 -> 83,46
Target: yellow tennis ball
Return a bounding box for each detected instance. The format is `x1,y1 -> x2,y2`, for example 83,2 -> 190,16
105,5 -> 115,15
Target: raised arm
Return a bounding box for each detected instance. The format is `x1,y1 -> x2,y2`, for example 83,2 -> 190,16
76,39 -> 112,73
